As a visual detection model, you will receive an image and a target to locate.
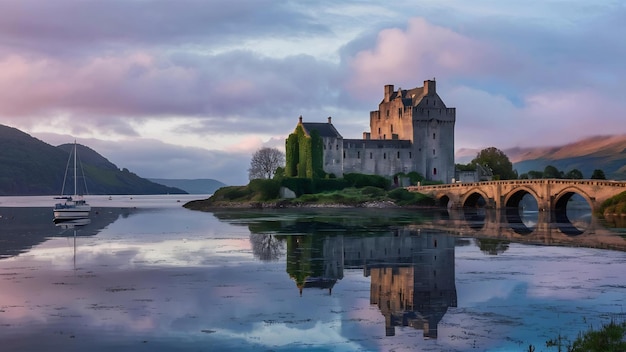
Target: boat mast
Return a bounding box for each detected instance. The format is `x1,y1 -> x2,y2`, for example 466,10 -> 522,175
73,140 -> 77,197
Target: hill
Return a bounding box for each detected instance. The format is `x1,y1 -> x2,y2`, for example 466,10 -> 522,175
456,135 -> 626,180
149,178 -> 226,194
508,135 -> 626,179
0,124 -> 186,196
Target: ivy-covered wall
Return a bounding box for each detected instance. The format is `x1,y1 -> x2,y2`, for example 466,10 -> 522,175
285,124 -> 324,179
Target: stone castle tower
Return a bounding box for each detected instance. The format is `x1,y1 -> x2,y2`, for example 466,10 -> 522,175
287,79 -> 456,183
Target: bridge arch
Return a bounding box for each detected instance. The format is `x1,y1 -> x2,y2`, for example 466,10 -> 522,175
552,186 -> 594,236
502,187 -> 542,235
437,194 -> 452,208
553,186 -> 594,211
503,186 -> 541,209
461,188 -> 490,208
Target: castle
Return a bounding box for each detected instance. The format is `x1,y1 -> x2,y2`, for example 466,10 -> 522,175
286,80 -> 456,183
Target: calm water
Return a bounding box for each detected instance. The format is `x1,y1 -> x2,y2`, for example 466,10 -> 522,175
0,195 -> 625,351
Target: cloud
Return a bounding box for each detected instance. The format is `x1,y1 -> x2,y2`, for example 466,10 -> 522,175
2,1 -> 626,181
345,17 -> 507,101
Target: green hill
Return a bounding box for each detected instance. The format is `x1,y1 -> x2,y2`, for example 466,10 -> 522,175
0,124 -> 186,196
508,135 -> 626,179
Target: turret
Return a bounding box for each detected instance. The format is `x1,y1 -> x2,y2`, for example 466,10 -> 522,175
423,80 -> 436,95
384,85 -> 394,102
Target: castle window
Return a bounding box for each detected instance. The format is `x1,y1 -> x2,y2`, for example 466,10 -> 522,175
383,134 -> 386,139
397,151 -> 400,158
336,144 -> 339,150
386,110 -> 389,117
409,152 -> 412,158
433,167 -> 437,175
343,151 -> 345,159
391,124 -> 393,133
433,133 -> 436,139
433,149 -> 436,155
328,143 -> 332,149
384,153 -> 386,159
378,127 -> 381,135
323,145 -> 326,150
357,151 -> 360,159
370,152 -> 373,159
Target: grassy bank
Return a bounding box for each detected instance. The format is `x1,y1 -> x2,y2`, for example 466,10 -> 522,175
183,183 -> 435,211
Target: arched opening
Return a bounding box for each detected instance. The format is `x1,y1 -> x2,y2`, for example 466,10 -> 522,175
463,192 -> 486,208
438,195 -> 451,208
462,192 -> 487,230
553,192 -> 591,235
505,190 -> 539,235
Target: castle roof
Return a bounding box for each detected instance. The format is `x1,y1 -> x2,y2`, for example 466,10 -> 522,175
301,122 -> 343,139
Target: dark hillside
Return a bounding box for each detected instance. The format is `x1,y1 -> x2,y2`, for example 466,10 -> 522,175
0,124 -> 186,195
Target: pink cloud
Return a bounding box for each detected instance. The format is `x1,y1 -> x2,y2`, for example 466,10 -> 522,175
346,17 -> 502,100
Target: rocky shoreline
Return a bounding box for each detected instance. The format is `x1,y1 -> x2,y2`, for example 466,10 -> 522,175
183,198 -> 401,211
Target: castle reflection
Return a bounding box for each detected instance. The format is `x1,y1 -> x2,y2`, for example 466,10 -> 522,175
285,228 -> 457,338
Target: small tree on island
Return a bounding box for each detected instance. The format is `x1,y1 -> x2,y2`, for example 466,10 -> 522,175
591,169 -> 606,180
248,147 -> 285,180
471,147 -> 517,180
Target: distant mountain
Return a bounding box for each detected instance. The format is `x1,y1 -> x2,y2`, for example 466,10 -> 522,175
149,178 -> 226,194
456,135 -> 626,180
0,124 -> 187,196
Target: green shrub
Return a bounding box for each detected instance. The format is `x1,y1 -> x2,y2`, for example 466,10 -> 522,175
360,186 -> 386,197
315,178 -> 350,193
344,173 -> 391,189
387,188 -> 435,206
388,188 -> 414,201
248,179 -> 281,201
280,177 -> 314,196
297,194 -> 319,202
212,186 -> 253,201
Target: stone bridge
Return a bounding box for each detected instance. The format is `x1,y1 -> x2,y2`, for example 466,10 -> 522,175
407,179 -> 626,213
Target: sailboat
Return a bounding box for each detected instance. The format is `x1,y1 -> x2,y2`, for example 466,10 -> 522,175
53,141 -> 91,221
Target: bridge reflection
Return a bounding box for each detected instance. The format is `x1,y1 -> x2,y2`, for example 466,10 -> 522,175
424,208 -> 625,250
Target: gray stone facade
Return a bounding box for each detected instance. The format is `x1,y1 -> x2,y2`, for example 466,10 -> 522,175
294,80 -> 456,183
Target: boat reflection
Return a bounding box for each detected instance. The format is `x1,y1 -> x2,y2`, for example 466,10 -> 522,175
283,228 -> 457,338
54,217 -> 91,229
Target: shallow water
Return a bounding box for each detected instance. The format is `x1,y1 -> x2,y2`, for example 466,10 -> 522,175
0,197 -> 624,351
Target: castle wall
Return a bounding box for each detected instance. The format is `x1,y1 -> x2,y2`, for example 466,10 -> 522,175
370,104 -> 414,141
322,136 -> 343,177
343,140 -> 413,177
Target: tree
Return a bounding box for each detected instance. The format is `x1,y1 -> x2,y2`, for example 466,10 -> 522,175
591,169 -> 606,180
248,147 -> 285,180
471,147 -> 517,180
565,169 -> 583,179
249,233 -> 285,261
543,165 -> 563,179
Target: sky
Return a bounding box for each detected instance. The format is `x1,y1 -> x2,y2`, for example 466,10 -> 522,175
0,0 -> 624,185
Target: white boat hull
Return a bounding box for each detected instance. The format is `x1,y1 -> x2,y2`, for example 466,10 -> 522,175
53,207 -> 91,220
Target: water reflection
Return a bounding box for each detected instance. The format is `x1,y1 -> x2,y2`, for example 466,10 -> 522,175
263,227 -> 459,338
0,207 -> 138,259
250,233 -> 285,261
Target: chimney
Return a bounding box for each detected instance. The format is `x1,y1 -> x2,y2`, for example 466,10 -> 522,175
298,115 -> 303,124
328,116 -> 332,124
384,85 -> 394,102
423,80 -> 436,95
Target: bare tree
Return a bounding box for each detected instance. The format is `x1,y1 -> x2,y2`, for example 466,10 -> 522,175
248,147 -> 285,180
249,233 -> 285,261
